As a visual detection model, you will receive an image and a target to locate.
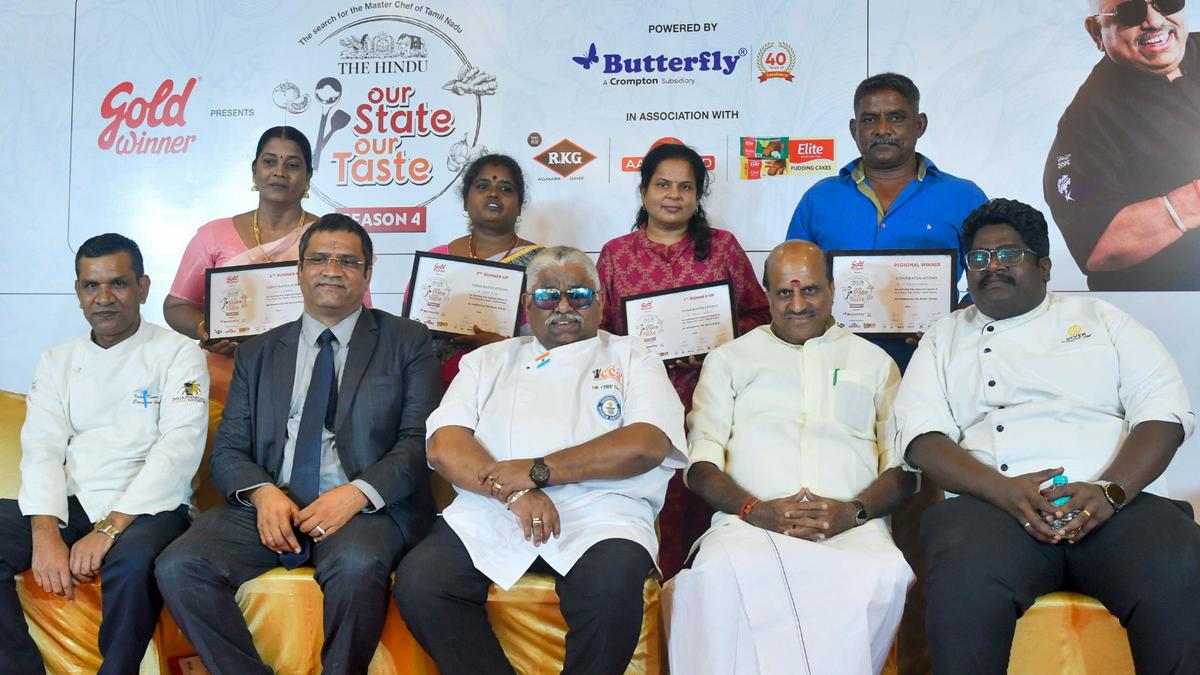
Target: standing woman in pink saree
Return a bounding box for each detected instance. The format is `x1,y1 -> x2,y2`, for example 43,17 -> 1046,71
163,126 -> 321,401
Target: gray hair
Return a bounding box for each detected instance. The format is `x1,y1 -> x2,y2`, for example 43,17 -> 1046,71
525,245 -> 601,290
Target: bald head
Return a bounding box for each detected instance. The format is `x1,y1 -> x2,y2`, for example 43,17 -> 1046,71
763,240 -> 834,345
763,240 -> 831,289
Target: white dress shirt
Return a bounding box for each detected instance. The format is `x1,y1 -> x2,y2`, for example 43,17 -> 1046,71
19,319 -> 209,523
426,331 -> 687,589
237,308 -> 384,509
687,324 -> 902,529
895,292 -> 1194,497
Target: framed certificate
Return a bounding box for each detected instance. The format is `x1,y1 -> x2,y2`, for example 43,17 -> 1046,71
622,280 -> 737,362
205,261 -> 304,343
402,251 -> 526,337
828,249 -> 957,338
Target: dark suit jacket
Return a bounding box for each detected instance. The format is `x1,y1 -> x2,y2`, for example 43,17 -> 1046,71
210,308 -> 441,549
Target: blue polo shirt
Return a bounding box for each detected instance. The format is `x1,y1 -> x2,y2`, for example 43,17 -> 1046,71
786,155 -> 987,368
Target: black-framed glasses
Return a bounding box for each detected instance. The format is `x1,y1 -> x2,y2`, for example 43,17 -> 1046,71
1094,0 -> 1184,27
530,287 -> 596,310
302,254 -> 366,271
965,246 -> 1039,272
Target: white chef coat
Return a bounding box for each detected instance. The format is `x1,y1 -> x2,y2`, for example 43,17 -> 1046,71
19,319 -> 209,523
426,330 -> 687,590
895,292 -> 1194,497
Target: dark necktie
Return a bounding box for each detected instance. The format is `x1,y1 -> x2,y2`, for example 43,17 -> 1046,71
280,328 -> 337,569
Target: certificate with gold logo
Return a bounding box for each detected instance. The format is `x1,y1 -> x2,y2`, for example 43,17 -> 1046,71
402,252 -> 526,337
828,249 -> 956,338
622,280 -> 737,362
205,261 -> 304,343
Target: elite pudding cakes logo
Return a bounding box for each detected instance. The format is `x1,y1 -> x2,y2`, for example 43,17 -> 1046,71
288,4 -> 497,232
572,42 -> 746,87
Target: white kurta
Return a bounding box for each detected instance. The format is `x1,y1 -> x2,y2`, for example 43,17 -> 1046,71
426,331 -> 687,590
19,320 -> 210,523
667,325 -> 913,675
894,292 -> 1194,498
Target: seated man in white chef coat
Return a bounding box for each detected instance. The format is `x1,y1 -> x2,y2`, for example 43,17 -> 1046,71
395,245 -> 687,675
666,240 -> 915,675
0,233 -> 208,674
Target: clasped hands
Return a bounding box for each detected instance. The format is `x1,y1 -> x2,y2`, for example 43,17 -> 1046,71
249,484 -> 368,554
990,467 -> 1115,545
477,459 -> 560,547
745,487 -> 858,541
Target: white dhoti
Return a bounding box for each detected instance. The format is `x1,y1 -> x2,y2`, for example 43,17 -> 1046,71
664,518 -> 913,675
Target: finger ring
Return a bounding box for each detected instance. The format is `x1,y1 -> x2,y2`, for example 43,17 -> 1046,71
1082,509 -> 1092,518
487,474 -> 497,485
532,517 -> 543,525
493,482 -> 504,492
314,525 -> 326,536
1023,522 -> 1032,528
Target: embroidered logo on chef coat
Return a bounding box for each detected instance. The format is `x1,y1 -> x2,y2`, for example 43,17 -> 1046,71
172,381 -> 206,404
592,365 -> 622,384
1062,324 -> 1092,343
596,394 -> 622,421
130,388 -> 162,408
534,352 -> 551,368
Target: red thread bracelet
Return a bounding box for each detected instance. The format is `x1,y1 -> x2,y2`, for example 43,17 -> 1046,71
739,497 -> 761,521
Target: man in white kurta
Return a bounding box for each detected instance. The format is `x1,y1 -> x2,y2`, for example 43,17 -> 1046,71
395,246 -> 686,675
0,234 -> 208,674
666,241 -> 915,675
896,199 -> 1200,674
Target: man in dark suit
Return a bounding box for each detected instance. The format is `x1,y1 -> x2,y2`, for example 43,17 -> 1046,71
156,214 -> 440,675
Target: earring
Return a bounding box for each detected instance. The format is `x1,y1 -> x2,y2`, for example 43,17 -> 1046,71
465,215 -> 474,231
303,186 -> 310,199
251,182 -> 259,192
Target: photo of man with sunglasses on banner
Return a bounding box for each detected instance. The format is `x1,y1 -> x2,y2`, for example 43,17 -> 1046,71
1044,0 -> 1200,290
395,245 -> 687,675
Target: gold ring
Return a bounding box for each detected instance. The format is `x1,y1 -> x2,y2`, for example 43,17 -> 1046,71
487,474 -> 497,485
532,517 -> 543,525
493,482 -> 504,492
1082,509 -> 1092,518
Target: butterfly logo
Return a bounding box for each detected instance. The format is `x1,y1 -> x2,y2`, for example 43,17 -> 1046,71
572,43 -> 599,69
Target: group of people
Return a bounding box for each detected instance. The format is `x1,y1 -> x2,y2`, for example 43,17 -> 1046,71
2,37 -> 1200,675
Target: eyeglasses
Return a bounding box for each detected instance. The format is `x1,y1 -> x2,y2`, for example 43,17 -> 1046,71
302,254 -> 366,271
1093,0 -> 1184,27
530,287 -> 597,310
965,246 -> 1040,272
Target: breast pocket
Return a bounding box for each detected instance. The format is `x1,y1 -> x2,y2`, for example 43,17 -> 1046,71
829,369 -> 875,436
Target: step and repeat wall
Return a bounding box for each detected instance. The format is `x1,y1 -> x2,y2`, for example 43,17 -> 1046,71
5,0 -> 1200,504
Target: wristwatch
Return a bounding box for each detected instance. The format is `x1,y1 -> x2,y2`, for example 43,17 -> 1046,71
94,518 -> 122,541
851,500 -> 869,527
1095,480 -> 1128,512
529,457 -> 551,488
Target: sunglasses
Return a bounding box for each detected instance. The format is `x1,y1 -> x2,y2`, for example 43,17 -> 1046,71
530,287 -> 597,310
1094,0 -> 1185,27
965,246 -> 1040,272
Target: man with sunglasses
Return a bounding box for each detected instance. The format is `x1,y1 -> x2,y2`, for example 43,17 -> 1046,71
396,246 -> 687,675
1044,0 -> 1200,289
156,214 -> 441,674
896,198 -> 1200,673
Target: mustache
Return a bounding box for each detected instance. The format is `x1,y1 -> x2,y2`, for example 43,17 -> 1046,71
868,136 -> 900,149
979,271 -> 1015,286
783,309 -> 816,319
544,311 -> 583,326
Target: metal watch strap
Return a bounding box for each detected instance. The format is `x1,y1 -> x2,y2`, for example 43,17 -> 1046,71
95,518 -> 122,540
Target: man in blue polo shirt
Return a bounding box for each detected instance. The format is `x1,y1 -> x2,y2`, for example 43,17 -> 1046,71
786,72 -> 986,675
786,72 -> 986,371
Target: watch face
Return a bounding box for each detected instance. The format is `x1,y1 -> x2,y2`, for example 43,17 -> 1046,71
1106,482 -> 1128,506
530,461 -> 550,485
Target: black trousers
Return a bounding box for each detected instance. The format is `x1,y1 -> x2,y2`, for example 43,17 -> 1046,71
922,493 -> 1200,674
394,518 -> 653,675
154,503 -> 406,675
0,497 -> 189,675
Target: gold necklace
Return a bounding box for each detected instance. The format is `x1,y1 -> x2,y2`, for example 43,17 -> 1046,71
253,209 -> 306,263
469,231 -> 519,260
